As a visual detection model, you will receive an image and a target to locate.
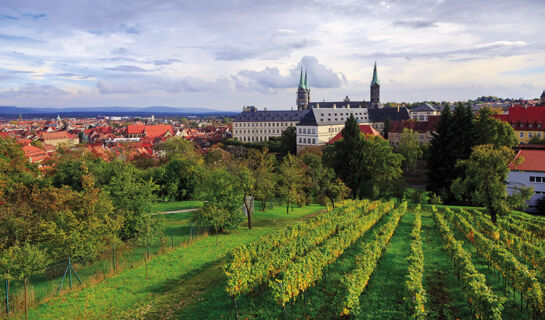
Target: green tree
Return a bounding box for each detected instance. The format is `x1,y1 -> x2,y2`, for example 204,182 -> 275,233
155,137 -> 199,161
193,168 -> 245,232
427,105 -> 453,196
474,107 -> 518,148
278,154 -> 306,214
249,148 -> 277,211
0,243 -> 49,320
398,128 -> 422,174
279,126 -> 297,156
451,145 -> 528,223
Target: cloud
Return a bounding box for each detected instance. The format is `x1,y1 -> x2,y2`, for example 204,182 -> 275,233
104,65 -> 150,72
0,83 -> 69,98
22,13 -> 47,20
214,38 -> 320,61
500,65 -> 545,75
152,58 -> 182,66
96,77 -> 224,94
236,56 -> 345,91
53,72 -> 92,79
0,33 -> 38,42
356,41 -> 532,60
0,15 -> 18,20
393,20 -> 437,28
120,24 -> 139,34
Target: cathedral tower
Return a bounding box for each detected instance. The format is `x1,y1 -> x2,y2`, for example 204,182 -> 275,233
541,90 -> 545,105
370,62 -> 381,108
296,68 -> 310,110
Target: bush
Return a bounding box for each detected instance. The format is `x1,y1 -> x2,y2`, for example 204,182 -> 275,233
429,192 -> 443,205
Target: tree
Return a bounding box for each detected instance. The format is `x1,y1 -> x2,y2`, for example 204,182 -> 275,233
0,243 -> 49,320
323,176 -> 350,209
279,126 -> 297,156
398,128 -> 422,174
278,154 -> 306,214
193,168 -> 245,232
325,115 -> 402,198
160,158 -> 201,201
450,145 -> 529,224
383,117 -> 391,139
474,107 -> 518,148
155,137 -> 199,161
249,148 -> 277,211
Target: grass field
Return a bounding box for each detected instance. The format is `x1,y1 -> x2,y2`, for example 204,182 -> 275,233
15,204 -> 324,320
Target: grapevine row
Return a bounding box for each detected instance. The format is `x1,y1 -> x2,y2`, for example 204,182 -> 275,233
224,199 -> 377,296
404,205 -> 427,320
269,201 -> 400,305
459,209 -> 545,277
444,208 -> 545,318
336,203 -> 407,316
505,215 -> 545,240
432,207 -> 503,320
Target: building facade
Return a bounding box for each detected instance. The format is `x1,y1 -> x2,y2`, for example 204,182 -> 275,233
232,109 -> 308,142
507,148 -> 545,212
409,103 -> 439,121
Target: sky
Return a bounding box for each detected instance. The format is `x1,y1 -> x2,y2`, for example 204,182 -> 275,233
0,0 -> 544,111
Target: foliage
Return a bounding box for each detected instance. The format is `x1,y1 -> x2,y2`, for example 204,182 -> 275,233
248,148 -> 277,211
404,206 -> 427,320
443,208 -> 544,318
432,208 -> 503,320
279,126 -> 297,156
473,107 -> 518,148
154,137 -> 199,161
325,115 -> 402,199
193,167 -> 245,232
451,145 -> 524,223
336,203 -> 406,316
278,154 -> 306,213
398,128 -> 423,174
0,243 -> 49,282
224,200 -> 376,297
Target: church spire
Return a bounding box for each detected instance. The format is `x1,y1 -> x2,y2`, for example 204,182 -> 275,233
304,70 -> 308,89
371,61 -> 380,86
298,68 -> 304,89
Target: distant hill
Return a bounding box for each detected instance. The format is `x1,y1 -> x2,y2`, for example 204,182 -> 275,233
0,106 -> 238,119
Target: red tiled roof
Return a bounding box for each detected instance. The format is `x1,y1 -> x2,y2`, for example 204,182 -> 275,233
327,124 -> 382,144
389,116 -> 440,133
127,125 -> 146,134
126,125 -> 173,138
39,131 -> 77,140
510,149 -> 545,172
494,106 -> 545,131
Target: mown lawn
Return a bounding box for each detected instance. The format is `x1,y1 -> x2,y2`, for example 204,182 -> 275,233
18,204 -> 324,320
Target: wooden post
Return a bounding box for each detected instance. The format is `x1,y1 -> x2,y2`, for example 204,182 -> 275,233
24,278 -> 28,320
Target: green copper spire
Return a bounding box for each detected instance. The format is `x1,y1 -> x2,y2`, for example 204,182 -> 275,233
304,70 -> 308,90
298,68 -> 304,89
371,62 -> 380,86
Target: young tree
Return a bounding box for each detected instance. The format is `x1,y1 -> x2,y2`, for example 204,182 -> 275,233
155,137 -> 199,161
278,154 -> 306,214
249,148 -> 277,211
398,128 -> 422,174
474,107 -> 518,148
193,168 -> 245,232
451,145 -> 529,224
0,243 -> 49,320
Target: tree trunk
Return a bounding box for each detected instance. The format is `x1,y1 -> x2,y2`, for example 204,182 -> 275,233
144,250 -> 148,280
286,200 -> 289,214
328,196 -> 335,209
244,195 -> 252,229
24,278 -> 28,320
490,210 -> 497,224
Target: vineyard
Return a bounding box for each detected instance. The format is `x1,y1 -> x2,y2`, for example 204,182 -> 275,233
219,201 -> 545,320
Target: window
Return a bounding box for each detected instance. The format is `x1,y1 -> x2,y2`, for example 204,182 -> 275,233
537,177 -> 542,183
298,128 -> 302,133
303,138 -> 307,143
529,132 -> 533,138
520,132 -> 524,138
312,138 -> 316,144
303,128 -> 307,134
538,132 -> 542,137
299,138 -> 302,143
529,124 -> 533,128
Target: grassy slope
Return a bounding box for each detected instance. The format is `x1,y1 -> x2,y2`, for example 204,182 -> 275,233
19,204 -> 324,320
421,209 -> 473,320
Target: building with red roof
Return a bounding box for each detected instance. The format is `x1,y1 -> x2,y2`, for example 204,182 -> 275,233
326,124 -> 382,145
388,116 -> 440,146
39,131 -> 79,146
22,145 -> 48,163
126,124 -> 174,139
493,105 -> 545,144
507,147 -> 545,211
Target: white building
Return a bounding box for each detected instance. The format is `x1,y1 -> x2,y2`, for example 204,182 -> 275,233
409,103 -> 439,122
232,107 -> 308,143
507,148 -> 545,212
